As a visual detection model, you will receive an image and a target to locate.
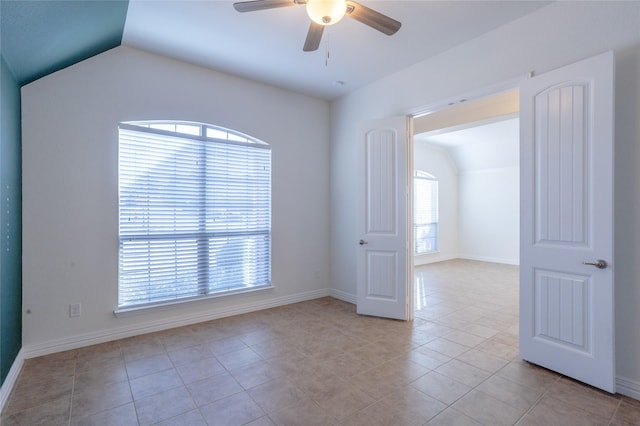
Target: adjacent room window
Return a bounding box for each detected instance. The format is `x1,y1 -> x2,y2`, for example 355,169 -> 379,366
118,121 -> 271,309
414,171 -> 439,254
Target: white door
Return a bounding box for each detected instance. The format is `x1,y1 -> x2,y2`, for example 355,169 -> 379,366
357,116 -> 412,320
520,51 -> 615,392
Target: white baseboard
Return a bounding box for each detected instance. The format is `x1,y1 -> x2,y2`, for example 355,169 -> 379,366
329,288 -> 356,304
457,254 -> 520,266
616,375 -> 640,400
22,288 -> 332,359
414,253 -> 458,266
0,349 -> 24,416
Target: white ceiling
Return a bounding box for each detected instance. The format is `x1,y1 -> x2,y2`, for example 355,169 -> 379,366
122,0 -> 550,100
416,115 -> 519,148
416,117 -> 520,172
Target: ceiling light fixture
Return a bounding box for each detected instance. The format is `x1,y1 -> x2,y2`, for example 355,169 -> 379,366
306,0 -> 347,25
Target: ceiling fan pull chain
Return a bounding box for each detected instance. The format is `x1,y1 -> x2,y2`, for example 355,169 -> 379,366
325,30 -> 331,67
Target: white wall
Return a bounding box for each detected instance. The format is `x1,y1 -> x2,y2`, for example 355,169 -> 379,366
456,128 -> 519,265
413,142 -> 458,265
458,167 -> 519,264
330,2 -> 640,395
21,46 -> 331,354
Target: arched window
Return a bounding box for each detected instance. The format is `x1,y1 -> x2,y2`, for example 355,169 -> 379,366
414,171 -> 438,254
118,121 -> 271,310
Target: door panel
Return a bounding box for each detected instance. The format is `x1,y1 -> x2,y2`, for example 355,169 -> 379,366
357,117 -> 411,320
520,51 -> 615,392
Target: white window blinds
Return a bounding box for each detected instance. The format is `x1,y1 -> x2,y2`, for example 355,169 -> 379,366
118,122 -> 271,309
414,171 -> 438,254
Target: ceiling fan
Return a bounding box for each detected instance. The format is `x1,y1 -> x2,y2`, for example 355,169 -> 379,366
233,0 -> 402,52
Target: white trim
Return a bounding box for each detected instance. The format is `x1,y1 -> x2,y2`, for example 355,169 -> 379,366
0,349 -> 24,416
407,75 -> 527,118
458,254 -> 520,266
616,376 -> 640,401
114,285 -> 275,318
22,289 -> 331,359
329,288 -> 356,304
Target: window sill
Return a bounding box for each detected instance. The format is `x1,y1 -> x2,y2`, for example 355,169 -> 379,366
113,285 -> 274,318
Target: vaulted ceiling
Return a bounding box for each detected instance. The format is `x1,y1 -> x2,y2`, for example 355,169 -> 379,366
1,1 -> 550,99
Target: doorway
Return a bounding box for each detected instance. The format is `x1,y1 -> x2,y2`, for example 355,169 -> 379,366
411,90 -> 520,311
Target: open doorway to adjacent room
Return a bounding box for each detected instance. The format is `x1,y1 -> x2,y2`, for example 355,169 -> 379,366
411,90 -> 520,314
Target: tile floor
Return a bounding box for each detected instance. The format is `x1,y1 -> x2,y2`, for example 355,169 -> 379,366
2,259 -> 639,425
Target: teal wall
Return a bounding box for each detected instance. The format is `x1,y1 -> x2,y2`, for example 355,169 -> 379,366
0,54 -> 22,385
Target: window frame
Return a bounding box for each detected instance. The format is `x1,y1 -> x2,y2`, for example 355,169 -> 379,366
414,170 -> 439,255
116,121 -> 272,314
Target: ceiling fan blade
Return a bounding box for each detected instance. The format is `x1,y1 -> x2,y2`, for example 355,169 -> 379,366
303,22 -> 324,52
345,0 -> 401,36
233,0 -> 296,13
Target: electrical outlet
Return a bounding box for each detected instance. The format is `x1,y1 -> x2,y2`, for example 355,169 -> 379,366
69,303 -> 81,318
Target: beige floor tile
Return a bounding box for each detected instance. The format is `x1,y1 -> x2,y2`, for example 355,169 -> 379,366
268,397 -> 339,426
186,371 -> 244,407
320,350 -> 375,378
174,355 -> 226,384
74,362 -> 129,387
230,360 -> 284,390
311,380 -> 376,420
345,342 -> 402,368
455,348 -> 509,373
120,336 -> 165,362
76,343 -> 123,371
339,399 -> 401,426
167,343 -> 213,366
441,330 -> 487,348
129,368 -> 183,400
285,365 -> 348,399
216,346 -> 263,371
411,371 -> 472,405
496,359 -> 560,392
5,375 -> 73,415
199,391 -> 265,426
71,379 -> 133,419
71,402 -> 138,426
452,389 -> 525,425
461,323 -> 500,339
248,378 -> 308,414
425,407 -> 482,425
250,338 -> 302,360
422,337 -> 471,358
125,353 -> 173,379
435,359 -> 492,387
158,328 -> 200,351
5,261 -> 639,426
475,374 -> 543,412
546,377 -> 620,420
518,395 -> 609,426
375,386 -> 447,425
239,328 -> 281,346
243,415 -> 276,426
134,386 -> 196,426
267,351 -> 311,377
2,394 -> 71,426
153,409 -> 207,426
205,336 -> 248,356
475,338 -> 518,360
611,400 -> 640,425
408,346 -> 452,369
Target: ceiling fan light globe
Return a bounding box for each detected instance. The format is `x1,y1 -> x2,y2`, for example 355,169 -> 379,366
306,0 -> 347,26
